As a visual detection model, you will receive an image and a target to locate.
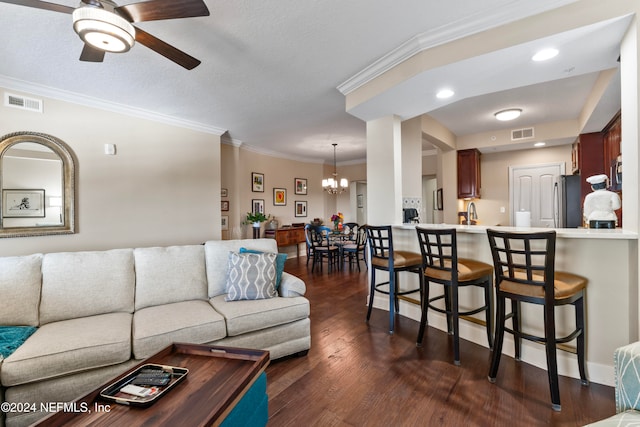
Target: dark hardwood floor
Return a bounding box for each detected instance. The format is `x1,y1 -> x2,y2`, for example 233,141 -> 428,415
265,256 -> 616,426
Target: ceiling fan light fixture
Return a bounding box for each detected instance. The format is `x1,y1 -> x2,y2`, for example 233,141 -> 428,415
494,108 -> 522,121
72,7 -> 135,53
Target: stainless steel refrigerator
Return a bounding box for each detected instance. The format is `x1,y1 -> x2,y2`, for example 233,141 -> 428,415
559,174 -> 582,228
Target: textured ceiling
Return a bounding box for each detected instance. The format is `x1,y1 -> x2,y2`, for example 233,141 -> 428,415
0,0 -> 629,164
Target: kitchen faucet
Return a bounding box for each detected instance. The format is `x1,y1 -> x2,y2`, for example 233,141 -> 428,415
467,201 -> 477,225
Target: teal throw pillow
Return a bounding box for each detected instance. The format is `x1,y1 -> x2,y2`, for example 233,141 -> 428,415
239,247 -> 287,290
225,252 -> 277,301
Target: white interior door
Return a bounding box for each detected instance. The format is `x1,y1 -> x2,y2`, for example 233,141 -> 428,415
509,163 -> 565,227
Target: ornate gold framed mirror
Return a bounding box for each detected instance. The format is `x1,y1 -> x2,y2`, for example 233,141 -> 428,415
0,131 -> 76,238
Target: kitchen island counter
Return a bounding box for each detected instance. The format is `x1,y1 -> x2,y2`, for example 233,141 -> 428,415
394,223 -> 638,240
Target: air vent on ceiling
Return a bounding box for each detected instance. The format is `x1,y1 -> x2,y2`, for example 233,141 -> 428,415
4,93 -> 43,113
511,127 -> 534,141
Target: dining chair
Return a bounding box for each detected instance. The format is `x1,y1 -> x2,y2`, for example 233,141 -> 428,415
486,229 -> 588,411
415,226 -> 493,365
306,225 -> 339,273
341,225 -> 367,271
342,222 -> 359,241
365,225 -> 423,334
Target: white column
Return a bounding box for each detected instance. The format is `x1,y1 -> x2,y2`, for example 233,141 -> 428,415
401,116 -> 423,201
620,15 -> 640,341
366,115 -> 402,225
621,17 -> 639,234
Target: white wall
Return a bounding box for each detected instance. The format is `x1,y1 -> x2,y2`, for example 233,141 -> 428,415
220,144 -> 326,240
477,145 -> 572,226
0,88 -> 221,256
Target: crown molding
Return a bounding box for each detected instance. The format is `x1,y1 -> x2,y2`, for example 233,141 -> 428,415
0,75 -> 227,136
221,138 -> 326,164
337,0 -> 577,95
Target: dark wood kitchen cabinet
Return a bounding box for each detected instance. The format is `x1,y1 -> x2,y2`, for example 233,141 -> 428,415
457,149 -> 481,199
574,132 -> 604,206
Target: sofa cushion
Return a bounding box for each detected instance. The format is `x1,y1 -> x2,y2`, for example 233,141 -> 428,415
210,294 -> 310,336
1,312 -> 132,387
225,252 -> 277,301
205,239 -> 279,298
239,247 -> 287,289
134,245 -> 208,310
40,249 -> 135,324
0,253 -> 42,326
132,300 -> 226,359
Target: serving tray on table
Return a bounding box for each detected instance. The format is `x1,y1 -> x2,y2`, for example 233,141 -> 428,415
35,343 -> 270,426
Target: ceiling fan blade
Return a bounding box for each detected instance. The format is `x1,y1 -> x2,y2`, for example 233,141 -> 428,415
134,27 -> 201,70
116,0 -> 209,23
79,44 -> 105,62
0,0 -> 73,14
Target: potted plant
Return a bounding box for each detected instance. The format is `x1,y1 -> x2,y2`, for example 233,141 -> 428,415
245,212 -> 270,228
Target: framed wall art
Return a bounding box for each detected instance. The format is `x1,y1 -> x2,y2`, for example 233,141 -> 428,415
294,200 -> 307,217
436,188 -> 443,211
2,189 -> 45,218
252,199 -> 265,214
221,201 -> 229,211
221,188 -> 228,198
221,215 -> 229,231
251,172 -> 264,192
273,188 -> 286,206
294,178 -> 307,195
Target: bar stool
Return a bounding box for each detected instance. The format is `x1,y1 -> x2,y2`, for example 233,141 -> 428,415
486,229 -> 588,411
415,227 -> 494,365
365,225 -> 423,334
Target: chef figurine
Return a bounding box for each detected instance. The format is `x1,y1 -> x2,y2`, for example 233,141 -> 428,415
583,174 -> 621,229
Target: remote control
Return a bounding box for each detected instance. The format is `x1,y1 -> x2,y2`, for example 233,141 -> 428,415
120,384 -> 153,398
132,374 -> 171,386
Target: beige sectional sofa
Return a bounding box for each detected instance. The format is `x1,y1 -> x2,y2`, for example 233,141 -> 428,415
0,239 -> 310,427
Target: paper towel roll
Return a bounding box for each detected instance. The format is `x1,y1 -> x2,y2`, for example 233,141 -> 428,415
515,211 -> 531,227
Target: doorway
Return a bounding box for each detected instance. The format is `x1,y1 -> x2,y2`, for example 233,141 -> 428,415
422,175 -> 437,224
509,162 -> 565,227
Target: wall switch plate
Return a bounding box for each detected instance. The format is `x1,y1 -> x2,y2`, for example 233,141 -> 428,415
104,144 -> 116,155
500,206 -> 506,213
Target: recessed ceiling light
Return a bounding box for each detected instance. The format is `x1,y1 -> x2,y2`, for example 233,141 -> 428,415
532,48 -> 559,62
494,109 -> 522,121
534,142 -> 546,147
436,89 -> 454,99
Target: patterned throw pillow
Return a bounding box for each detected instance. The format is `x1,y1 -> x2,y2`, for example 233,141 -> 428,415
225,252 -> 278,301
239,247 -> 287,290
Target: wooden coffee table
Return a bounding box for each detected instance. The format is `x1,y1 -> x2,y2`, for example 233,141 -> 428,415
36,343 -> 270,427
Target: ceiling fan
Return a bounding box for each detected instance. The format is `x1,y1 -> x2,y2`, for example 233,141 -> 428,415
0,0 -> 210,69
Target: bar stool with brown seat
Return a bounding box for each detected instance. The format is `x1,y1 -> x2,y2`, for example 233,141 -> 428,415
366,225 -> 423,334
415,226 -> 494,366
486,229 -> 588,411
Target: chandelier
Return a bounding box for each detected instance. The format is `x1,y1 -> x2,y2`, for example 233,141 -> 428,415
322,143 -> 348,194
